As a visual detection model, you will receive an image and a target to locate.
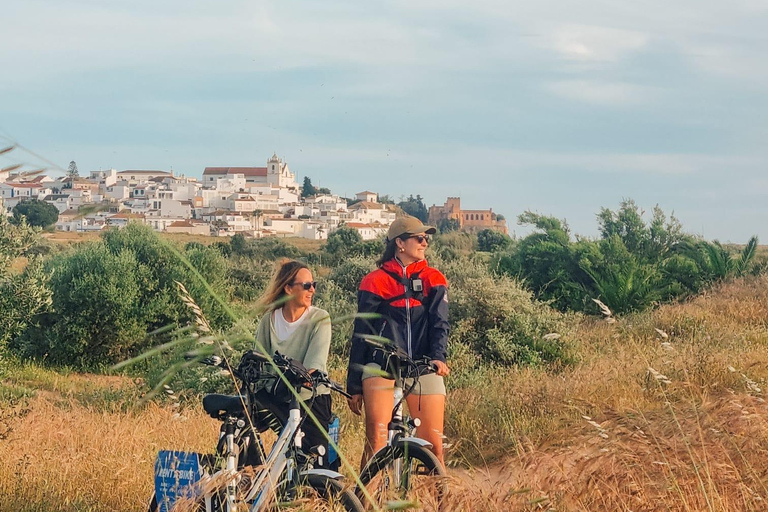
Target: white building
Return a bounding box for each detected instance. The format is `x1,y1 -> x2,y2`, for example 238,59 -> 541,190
42,194 -> 73,213
265,217 -> 304,236
202,154 -> 298,191
103,181 -> 131,201
344,222 -> 386,241
117,170 -> 173,184
90,169 -> 118,187
348,201 -> 396,225
355,191 -> 378,203
306,194 -> 348,213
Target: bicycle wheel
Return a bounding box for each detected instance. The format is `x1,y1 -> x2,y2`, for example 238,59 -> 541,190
358,442 -> 446,510
294,474 -> 365,512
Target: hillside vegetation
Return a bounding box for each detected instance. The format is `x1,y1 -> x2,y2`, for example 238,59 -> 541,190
2,200 -> 767,511
2,277 -> 768,510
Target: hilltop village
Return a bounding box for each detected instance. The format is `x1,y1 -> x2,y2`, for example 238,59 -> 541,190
0,154 -> 507,239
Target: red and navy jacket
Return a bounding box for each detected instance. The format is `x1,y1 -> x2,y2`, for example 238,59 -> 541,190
346,257 -> 450,396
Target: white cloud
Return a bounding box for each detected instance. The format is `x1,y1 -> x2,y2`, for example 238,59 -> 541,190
546,24 -> 649,63
544,80 -> 655,107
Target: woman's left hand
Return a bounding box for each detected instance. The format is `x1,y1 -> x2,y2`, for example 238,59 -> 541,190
431,360 -> 450,377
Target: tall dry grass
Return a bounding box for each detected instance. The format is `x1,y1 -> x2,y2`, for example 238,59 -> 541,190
3,277 -> 768,511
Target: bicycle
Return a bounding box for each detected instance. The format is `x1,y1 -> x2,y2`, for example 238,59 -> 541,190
147,350 -> 364,512
355,340 -> 447,509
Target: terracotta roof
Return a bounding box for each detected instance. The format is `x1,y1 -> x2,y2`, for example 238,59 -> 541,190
168,220 -> 196,228
346,222 -> 373,229
349,201 -> 384,210
356,191 -> 377,195
3,182 -> 45,188
203,167 -> 267,177
58,209 -> 80,218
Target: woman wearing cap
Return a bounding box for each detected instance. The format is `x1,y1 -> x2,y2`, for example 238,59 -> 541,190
346,216 -> 450,467
254,259 -> 334,467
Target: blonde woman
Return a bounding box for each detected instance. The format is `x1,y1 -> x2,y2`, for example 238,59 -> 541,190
254,259 -> 333,467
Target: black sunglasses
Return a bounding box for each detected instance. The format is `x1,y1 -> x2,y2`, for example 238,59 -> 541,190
291,281 -> 317,291
405,234 -> 430,244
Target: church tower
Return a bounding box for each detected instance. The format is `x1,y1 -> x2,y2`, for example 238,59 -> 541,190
267,153 -> 280,187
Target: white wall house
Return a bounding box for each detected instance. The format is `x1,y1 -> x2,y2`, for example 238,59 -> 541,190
0,182 -> 50,200
117,170 -> 173,184
165,220 -> 210,235
299,221 -> 329,240
90,169 -> 118,187
103,181 -> 131,201
306,194 -> 348,212
42,194 -> 73,213
348,201 -> 396,225
265,217 -> 304,236
343,222 -> 386,241
355,191 -> 378,203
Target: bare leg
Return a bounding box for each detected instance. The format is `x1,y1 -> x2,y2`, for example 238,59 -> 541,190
405,393 -> 446,466
361,377 -> 395,468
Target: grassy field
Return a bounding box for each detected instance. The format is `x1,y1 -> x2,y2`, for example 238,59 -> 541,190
42,231 -> 323,252
3,277 -> 768,511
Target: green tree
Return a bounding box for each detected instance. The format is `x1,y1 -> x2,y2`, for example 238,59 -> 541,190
477,229 -> 512,252
597,200 -> 686,262
697,236 -> 759,281
67,160 -> 79,179
437,218 -> 460,233
324,226 -> 363,262
493,211 -> 597,311
301,176 -> 317,198
0,215 -> 51,350
12,198 -> 59,228
397,195 -> 428,222
21,244 -> 145,364
582,235 -> 664,314
18,223 -> 233,366
323,227 -> 383,265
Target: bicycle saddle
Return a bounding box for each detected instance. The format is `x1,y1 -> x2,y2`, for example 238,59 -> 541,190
202,394 -> 246,419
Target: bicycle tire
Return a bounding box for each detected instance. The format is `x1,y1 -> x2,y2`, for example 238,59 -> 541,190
299,474 -> 365,512
358,442 -> 446,509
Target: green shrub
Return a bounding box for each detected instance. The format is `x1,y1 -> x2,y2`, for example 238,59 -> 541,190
443,258 -> 574,367
313,279 -> 357,359
477,229 -> 512,253
0,216 -> 52,351
328,257 -> 375,296
17,224 -> 234,367
228,256 -> 275,302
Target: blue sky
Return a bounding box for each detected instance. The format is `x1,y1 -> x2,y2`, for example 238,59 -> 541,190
2,0 -> 767,242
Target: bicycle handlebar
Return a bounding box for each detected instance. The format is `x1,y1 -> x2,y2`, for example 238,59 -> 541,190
360,337 -> 438,377
196,350 -> 348,398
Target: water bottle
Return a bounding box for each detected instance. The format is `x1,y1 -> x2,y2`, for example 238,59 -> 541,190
327,414 -> 340,471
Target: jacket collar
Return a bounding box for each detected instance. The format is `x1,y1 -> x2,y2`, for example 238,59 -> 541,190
382,257 -> 428,277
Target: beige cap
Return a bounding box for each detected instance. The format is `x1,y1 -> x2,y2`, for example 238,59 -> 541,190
387,216 -> 437,241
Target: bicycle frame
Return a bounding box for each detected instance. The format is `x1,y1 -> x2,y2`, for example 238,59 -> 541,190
362,351 -> 434,485
205,390 -> 345,511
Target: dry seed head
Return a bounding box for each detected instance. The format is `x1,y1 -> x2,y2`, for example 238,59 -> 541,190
592,298 -> 612,317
